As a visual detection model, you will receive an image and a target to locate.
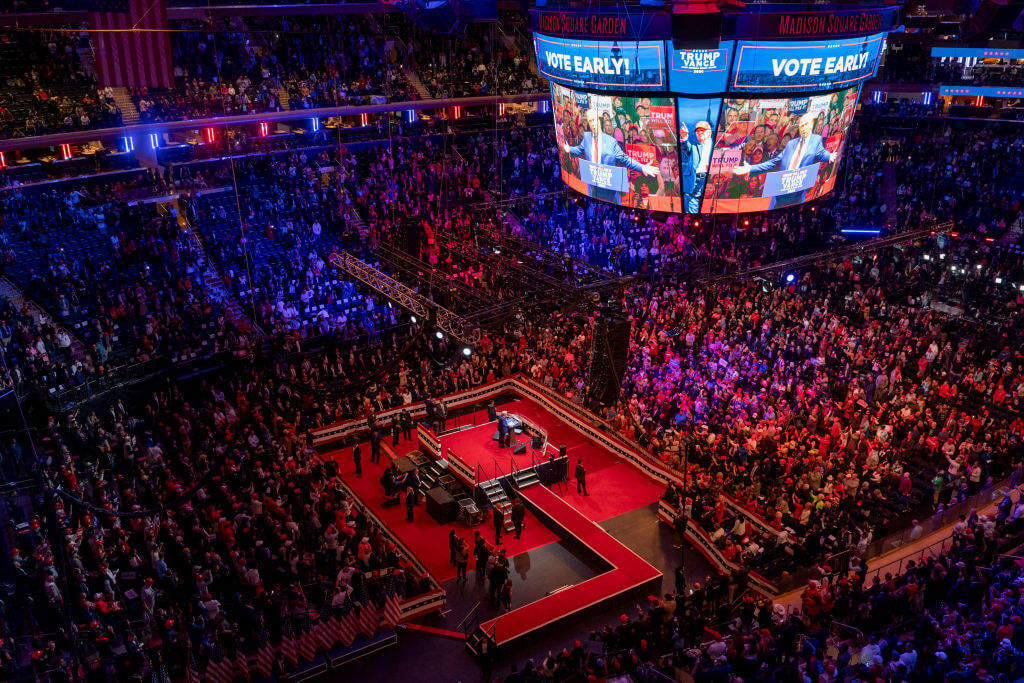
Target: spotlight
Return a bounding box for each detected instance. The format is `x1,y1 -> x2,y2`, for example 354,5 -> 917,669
939,253 -> 946,260
435,331 -> 444,339
462,347 -> 472,357
784,272 -> 796,284
995,277 -> 1003,284
410,315 -> 417,323
976,264 -> 983,270
923,255 -> 931,261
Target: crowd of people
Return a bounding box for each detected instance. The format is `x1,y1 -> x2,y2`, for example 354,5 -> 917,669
497,494 -> 1024,682
0,28 -> 121,140
630,233 -> 1024,585
1,13 -> 1024,682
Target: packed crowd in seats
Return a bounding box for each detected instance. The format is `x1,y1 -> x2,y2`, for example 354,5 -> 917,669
0,28 -> 121,139
397,19 -> 542,98
514,198 -> 836,276
0,176 -> 253,398
1,371 -> 435,681
495,494 -> 1024,682
141,16 -> 413,124
856,106 -> 1024,234
628,234 -> 1024,583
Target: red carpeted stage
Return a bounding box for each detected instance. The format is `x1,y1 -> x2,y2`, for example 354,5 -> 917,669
326,433 -> 559,583
320,385 -> 670,652
477,485 -> 661,649
440,397 -> 663,522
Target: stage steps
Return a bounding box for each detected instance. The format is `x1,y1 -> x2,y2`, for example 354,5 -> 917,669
480,478 -> 516,533
512,469 -> 540,489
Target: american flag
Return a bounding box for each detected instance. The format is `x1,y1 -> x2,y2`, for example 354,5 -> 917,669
358,591 -> 379,639
314,607 -> 336,652
255,627 -> 274,679
149,652 -> 170,683
204,644 -> 235,683
185,641 -> 200,683
90,0 -> 174,89
280,619 -> 298,669
297,613 -> 316,662
234,643 -> 251,682
335,598 -> 358,647
383,580 -> 404,628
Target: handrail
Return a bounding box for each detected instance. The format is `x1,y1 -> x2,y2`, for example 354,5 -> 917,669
493,458 -> 506,482
509,450 -> 518,475
456,601 -> 481,634
476,463 -> 484,486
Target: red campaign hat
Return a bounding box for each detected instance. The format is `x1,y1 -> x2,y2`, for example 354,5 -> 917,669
620,614 -> 629,624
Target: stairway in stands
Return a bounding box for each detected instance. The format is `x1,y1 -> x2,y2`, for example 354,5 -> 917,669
346,206 -> 370,239
174,198 -> 264,337
403,66 -> 433,100
109,87 -> 140,125
0,278 -> 90,366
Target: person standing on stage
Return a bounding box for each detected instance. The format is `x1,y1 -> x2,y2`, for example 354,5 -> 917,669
492,504 -> 504,545
400,408 -> 412,441
352,443 -> 362,478
454,539 -> 469,581
391,417 -> 401,447
497,411 -> 509,449
370,425 -> 382,464
575,458 -> 588,496
510,498 -> 525,539
405,487 -> 416,522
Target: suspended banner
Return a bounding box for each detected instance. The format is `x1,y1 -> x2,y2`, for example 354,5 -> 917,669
535,34 -> 667,90
731,34 -> 886,93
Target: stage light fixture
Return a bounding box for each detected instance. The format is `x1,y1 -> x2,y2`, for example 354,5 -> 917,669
435,331 -> 444,339
939,253 -> 946,260
995,277 -> 1003,284
410,315 -> 417,323
784,272 -> 796,284
462,347 -> 472,357
976,264 -> 983,269
923,255 -> 931,261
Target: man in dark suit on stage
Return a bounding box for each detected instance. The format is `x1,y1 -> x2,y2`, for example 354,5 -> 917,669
497,411 -> 509,449
575,458 -> 588,496
732,112 -> 834,208
563,108 -> 659,204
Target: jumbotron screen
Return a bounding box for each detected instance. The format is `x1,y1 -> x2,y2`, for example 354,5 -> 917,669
552,83 -> 682,212
701,85 -> 860,213
535,19 -> 887,214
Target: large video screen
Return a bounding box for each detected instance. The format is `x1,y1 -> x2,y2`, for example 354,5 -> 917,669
676,97 -> 723,213
552,83 -> 681,211
536,35 -> 666,90
731,35 -> 885,93
700,85 -> 860,213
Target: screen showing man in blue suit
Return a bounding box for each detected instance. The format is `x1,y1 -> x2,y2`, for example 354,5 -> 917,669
732,112 -> 833,207
699,85 -> 859,213
552,84 -> 681,211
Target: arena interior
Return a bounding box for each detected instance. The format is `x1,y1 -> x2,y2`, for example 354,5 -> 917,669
1,0 -> 1024,681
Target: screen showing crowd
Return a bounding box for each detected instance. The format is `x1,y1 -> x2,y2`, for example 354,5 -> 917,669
700,85 -> 861,213
552,83 -> 682,212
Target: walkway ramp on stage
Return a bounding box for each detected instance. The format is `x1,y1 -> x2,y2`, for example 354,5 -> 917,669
467,485 -> 661,653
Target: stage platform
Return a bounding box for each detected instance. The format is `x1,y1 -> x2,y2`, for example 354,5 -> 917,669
470,485 -> 662,651
441,419 -> 559,483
